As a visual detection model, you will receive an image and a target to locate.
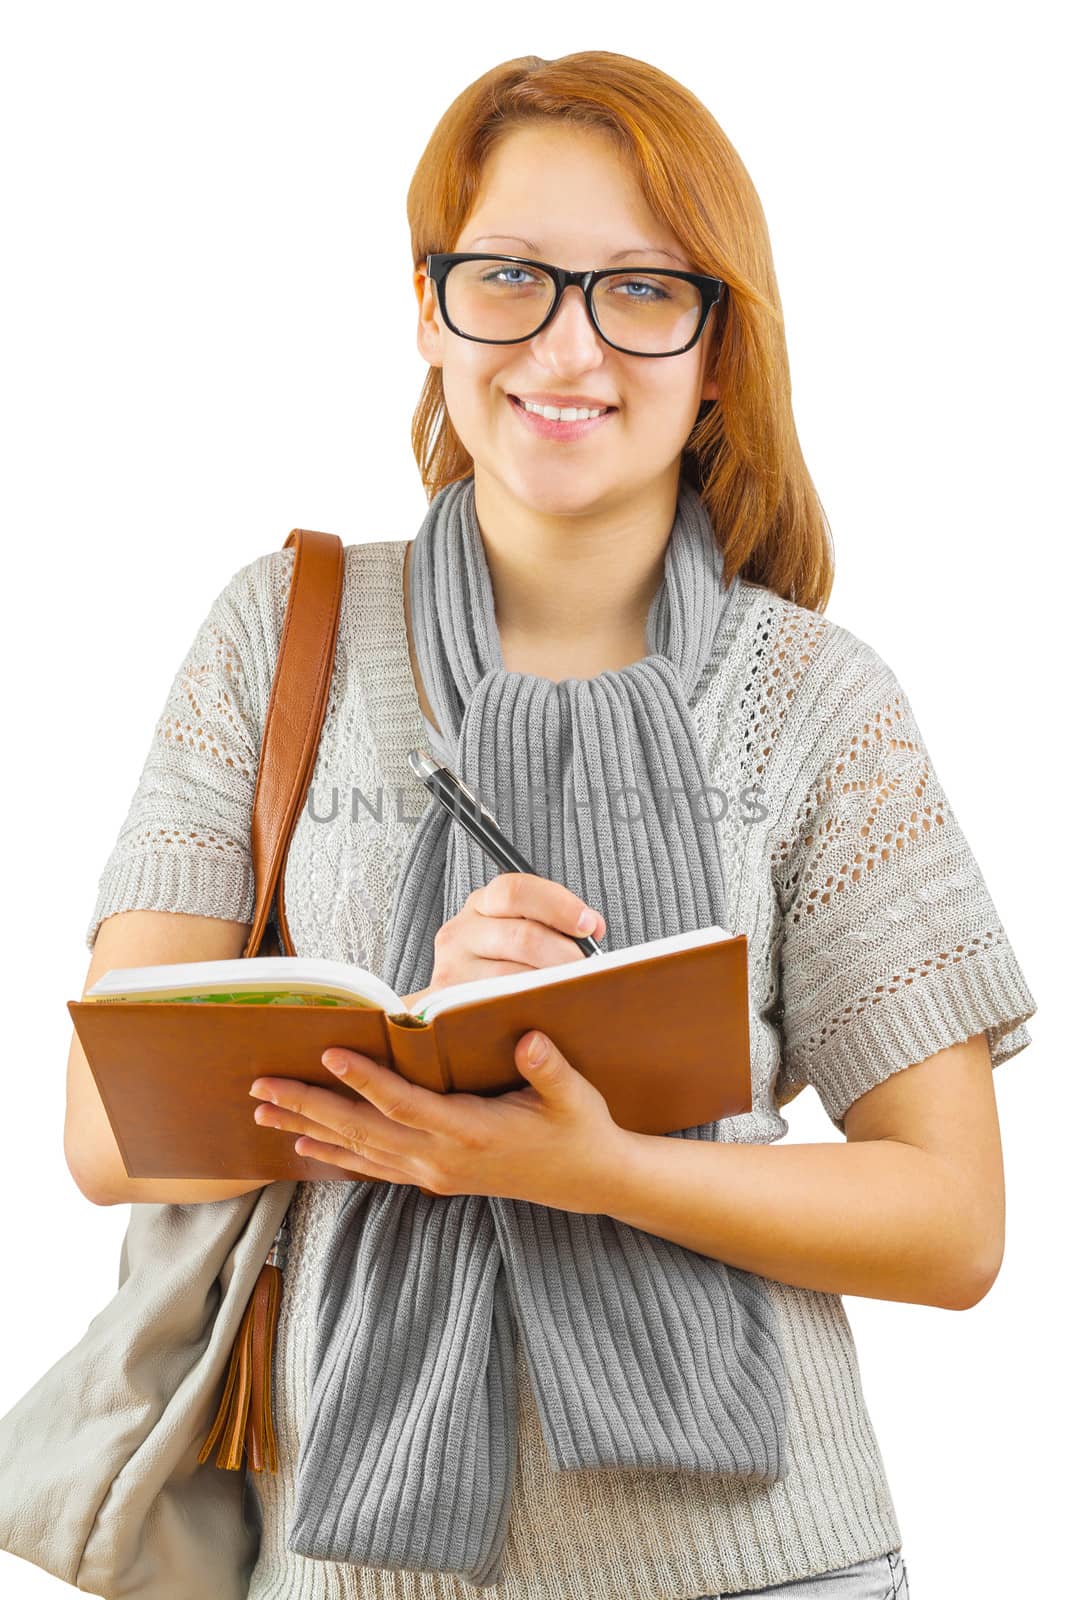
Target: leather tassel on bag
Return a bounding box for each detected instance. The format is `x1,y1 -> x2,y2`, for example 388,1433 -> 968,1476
199,1212 -> 290,1472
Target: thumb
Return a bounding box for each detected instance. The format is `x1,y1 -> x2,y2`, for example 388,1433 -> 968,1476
517,1030 -> 560,1082
514,1029 -> 609,1120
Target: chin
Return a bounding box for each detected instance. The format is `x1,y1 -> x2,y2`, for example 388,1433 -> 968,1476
508,469 -> 627,519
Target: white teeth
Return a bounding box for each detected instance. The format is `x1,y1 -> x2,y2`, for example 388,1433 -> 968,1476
518,398 -> 608,421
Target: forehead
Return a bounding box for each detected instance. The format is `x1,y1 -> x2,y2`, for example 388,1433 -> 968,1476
458,126 -> 692,269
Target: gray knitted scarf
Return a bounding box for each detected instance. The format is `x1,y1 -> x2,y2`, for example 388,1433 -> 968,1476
287,475 -> 791,1586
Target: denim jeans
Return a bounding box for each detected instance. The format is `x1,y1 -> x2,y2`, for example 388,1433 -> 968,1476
697,1547 -> 910,1598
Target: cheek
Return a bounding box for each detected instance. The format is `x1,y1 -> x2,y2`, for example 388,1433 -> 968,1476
441,362 -> 507,443
668,370 -> 710,435
627,387 -> 699,445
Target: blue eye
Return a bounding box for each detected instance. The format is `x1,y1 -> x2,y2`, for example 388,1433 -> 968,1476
612,278 -> 670,302
483,267 -> 538,286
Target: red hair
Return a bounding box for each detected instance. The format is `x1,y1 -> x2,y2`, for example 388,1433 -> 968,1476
407,50 -> 834,611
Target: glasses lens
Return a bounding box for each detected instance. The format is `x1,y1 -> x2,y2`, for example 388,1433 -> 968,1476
592,271 -> 703,354
443,259 -> 704,354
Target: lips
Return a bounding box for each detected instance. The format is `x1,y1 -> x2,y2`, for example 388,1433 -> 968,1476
508,393 -> 618,414
506,392 -> 619,442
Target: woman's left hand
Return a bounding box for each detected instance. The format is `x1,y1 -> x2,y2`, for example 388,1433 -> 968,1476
248,1029 -> 627,1213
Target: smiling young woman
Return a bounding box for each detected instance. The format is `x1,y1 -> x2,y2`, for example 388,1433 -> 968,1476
55,47 -> 1036,1600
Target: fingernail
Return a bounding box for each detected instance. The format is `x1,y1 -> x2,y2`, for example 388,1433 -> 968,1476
576,908 -> 597,933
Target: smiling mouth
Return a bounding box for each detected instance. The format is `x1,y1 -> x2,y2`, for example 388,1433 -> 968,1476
507,393 -> 619,419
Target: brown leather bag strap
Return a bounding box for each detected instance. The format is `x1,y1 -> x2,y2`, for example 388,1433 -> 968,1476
243,528 -> 345,959
200,527 -> 344,1478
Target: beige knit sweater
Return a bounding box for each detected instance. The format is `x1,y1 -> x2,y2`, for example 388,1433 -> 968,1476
86,536 -> 1037,1600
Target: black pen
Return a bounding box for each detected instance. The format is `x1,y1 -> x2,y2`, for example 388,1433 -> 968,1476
407,748 -> 603,957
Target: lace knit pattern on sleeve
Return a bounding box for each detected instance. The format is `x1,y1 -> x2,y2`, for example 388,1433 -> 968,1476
84,548 -> 294,950
768,613 -> 1037,1133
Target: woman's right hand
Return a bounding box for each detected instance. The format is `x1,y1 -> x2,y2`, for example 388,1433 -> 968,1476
422,873 -> 606,998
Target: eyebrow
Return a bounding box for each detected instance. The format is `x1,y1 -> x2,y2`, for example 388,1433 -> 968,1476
469,234 -> 689,266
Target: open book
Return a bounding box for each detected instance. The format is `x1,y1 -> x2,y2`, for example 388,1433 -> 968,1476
83,924 -> 731,1020
70,925 -> 751,1182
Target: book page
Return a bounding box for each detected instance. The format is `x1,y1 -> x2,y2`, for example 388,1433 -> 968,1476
419,924 -> 731,1021
84,956 -> 404,1012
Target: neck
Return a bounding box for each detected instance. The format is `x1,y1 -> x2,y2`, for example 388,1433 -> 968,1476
471,471 -> 682,662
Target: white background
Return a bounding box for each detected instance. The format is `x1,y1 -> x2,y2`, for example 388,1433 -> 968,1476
1,4 -> 1061,1595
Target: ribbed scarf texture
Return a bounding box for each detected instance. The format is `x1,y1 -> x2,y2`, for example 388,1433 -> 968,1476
286,475 -> 791,1586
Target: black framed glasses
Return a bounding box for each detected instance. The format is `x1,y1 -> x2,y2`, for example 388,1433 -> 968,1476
425,252 -> 726,358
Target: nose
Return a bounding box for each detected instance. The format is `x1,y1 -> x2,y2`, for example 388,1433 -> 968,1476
529,283 -> 605,367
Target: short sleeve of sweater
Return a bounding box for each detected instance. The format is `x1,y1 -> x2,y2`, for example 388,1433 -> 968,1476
84,548 -> 294,952
772,633 -> 1037,1134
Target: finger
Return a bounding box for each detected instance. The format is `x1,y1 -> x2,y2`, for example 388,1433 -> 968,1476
252,1074 -> 428,1153
467,909 -> 591,971
475,873 -> 604,941
320,1050 -> 463,1140
291,1134 -> 420,1185
251,1098 -> 392,1158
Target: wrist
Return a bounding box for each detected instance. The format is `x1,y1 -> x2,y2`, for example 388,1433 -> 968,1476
584,1125 -> 645,1217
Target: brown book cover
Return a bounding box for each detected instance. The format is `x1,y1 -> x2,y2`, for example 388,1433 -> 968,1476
68,932 -> 751,1182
